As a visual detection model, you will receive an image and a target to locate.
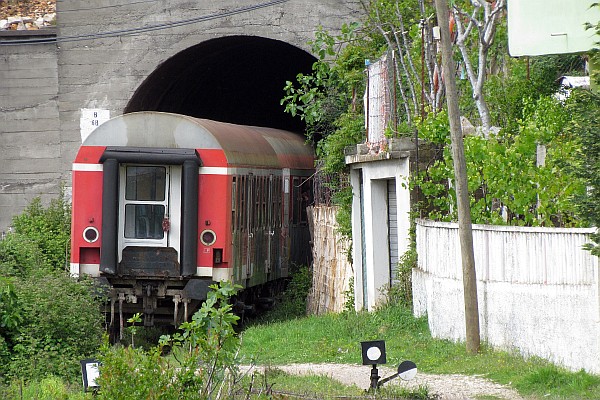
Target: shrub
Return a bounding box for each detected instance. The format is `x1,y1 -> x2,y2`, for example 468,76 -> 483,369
256,265 -> 312,322
0,196 -> 104,384
10,195 -> 71,270
0,233 -> 50,277
6,272 -> 104,382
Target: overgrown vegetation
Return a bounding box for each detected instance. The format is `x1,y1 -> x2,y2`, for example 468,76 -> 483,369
241,302 -> 600,399
415,94 -> 587,226
283,0 -> 594,236
567,90 -> 600,255
0,196 -> 104,384
252,264 -> 313,323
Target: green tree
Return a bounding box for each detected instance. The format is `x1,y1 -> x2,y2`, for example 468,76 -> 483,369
566,90 -> 600,255
415,95 -> 586,226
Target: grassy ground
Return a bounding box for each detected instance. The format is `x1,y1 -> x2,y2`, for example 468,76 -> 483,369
239,304 -> 600,399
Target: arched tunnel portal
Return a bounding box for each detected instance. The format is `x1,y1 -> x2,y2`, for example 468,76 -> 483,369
125,36 -> 316,133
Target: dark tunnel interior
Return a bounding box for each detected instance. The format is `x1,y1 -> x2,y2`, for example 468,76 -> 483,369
124,36 -> 316,133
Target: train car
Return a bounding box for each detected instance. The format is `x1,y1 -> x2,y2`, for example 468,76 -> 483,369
70,111 -> 314,334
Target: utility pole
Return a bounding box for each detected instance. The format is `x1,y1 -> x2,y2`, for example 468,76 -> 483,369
433,0 -> 480,354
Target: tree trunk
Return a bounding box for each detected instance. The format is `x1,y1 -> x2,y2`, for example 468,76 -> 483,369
434,0 -> 481,355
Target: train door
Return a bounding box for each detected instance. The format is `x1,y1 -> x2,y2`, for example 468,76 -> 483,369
117,165 -> 182,263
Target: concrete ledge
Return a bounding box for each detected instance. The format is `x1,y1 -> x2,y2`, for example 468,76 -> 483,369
0,27 -> 57,38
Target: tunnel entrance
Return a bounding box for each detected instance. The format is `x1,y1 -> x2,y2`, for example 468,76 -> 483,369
125,36 -> 316,133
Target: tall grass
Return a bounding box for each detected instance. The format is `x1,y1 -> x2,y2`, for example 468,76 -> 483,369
0,376 -> 91,400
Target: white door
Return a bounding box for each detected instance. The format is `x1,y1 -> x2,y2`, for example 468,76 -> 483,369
117,165 -> 181,261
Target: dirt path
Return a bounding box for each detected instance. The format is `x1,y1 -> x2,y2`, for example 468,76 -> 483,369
244,363 -> 524,400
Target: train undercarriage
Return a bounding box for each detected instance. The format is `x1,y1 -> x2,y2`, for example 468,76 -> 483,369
98,275 -> 285,341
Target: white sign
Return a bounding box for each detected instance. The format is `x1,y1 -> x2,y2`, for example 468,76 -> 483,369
85,362 -> 100,387
80,108 -> 110,143
508,0 -> 600,56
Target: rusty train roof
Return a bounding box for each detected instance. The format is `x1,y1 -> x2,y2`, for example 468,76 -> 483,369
83,111 -> 314,169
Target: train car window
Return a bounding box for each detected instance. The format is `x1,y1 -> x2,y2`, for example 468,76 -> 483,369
292,177 -> 300,225
125,166 -> 166,201
232,176 -> 237,232
240,175 -> 246,231
261,176 -> 267,228
300,178 -> 312,224
276,176 -> 282,228
124,204 -> 165,239
267,175 -> 273,227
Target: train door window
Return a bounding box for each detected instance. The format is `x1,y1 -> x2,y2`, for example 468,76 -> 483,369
123,166 -> 168,240
256,176 -> 262,228
246,175 -> 254,231
255,176 -> 261,228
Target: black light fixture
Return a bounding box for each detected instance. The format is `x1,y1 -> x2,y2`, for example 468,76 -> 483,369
361,340 -> 387,365
361,340 -> 386,389
360,340 -> 418,390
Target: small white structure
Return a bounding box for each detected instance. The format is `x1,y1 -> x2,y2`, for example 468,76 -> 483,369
345,139 -> 414,311
346,53 -> 414,311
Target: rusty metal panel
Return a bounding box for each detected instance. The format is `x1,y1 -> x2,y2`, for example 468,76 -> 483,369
119,246 -> 180,277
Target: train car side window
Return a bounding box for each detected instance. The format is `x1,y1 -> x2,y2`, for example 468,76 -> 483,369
232,176 -> 237,232
240,175 -> 246,232
300,178 -> 312,224
292,177 -> 300,225
275,176 -> 282,228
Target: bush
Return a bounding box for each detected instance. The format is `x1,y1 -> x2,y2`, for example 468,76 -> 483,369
387,247 -> 417,307
0,196 -> 104,383
10,195 -> 71,270
0,233 -> 50,276
567,90 -> 600,255
5,272 -> 104,382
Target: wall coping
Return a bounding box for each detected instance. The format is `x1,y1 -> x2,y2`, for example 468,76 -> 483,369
416,218 -> 597,235
0,27 -> 56,38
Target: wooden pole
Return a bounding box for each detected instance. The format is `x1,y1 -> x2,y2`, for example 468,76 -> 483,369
433,0 -> 480,354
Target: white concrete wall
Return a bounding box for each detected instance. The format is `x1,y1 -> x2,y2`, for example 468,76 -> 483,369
413,219 -> 600,373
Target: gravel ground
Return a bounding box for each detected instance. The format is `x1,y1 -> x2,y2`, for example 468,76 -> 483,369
243,363 -> 524,399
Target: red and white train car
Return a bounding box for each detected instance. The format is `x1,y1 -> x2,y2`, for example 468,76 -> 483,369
70,111 -> 314,329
